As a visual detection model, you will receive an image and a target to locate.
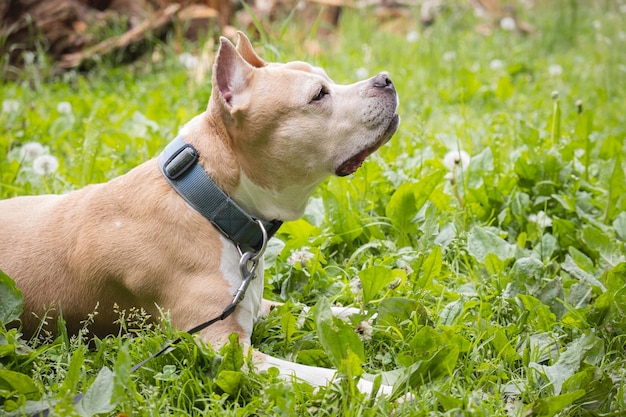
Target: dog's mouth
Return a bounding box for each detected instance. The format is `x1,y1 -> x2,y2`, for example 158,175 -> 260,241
335,113 -> 400,177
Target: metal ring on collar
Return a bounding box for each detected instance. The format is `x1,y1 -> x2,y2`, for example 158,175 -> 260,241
237,219 -> 268,263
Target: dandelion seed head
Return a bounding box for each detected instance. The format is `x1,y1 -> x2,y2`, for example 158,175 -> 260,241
2,100 -> 20,113
529,211 -> 552,228
406,31 -> 420,43
443,150 -> 470,171
356,321 -> 373,340
33,154 -> 59,176
443,51 -> 456,62
349,277 -> 362,295
287,247 -> 314,267
178,52 -> 199,70
355,67 -> 368,80
549,64 -> 563,76
19,142 -> 47,162
57,101 -> 72,114
500,17 -> 516,31
489,59 -> 504,71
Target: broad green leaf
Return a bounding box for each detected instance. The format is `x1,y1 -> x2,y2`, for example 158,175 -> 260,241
215,370 -> 243,396
527,389 -> 586,417
153,364 -> 179,382
0,270 -> 23,326
485,253 -> 506,275
495,75 -> 514,99
511,257 -> 544,281
607,262 -> 626,313
517,294 -> 556,332
467,147 -> 494,189
529,332 -> 603,395
280,312 -> 297,344
552,217 -> 579,250
392,344 -> 459,399
358,266 -> 399,305
613,212 -> 626,241
413,171 -> 445,214
561,366 -> 614,409
219,333 -> 244,372
467,226 -> 515,263
75,367 -> 116,417
582,225 -> 622,268
568,246 -> 594,274
561,254 -> 606,292
60,345 -> 85,395
0,369 -> 39,400
511,191 -> 530,218
535,233 -> 558,262
438,299 -> 464,326
296,349 -> 330,367
376,297 -> 424,331
605,155 -> 626,222
386,182 -> 417,236
112,342 -> 132,403
408,326 -> 440,361
417,246 -> 442,289
314,297 -> 364,377
434,390 -> 464,411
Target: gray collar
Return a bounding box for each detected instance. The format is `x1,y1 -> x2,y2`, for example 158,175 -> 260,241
158,136 -> 282,252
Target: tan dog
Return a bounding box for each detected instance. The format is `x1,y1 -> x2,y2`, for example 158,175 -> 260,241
0,32 -> 399,394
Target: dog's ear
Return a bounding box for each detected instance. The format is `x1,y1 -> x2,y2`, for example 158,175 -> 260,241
235,31 -> 266,68
214,36 -> 255,110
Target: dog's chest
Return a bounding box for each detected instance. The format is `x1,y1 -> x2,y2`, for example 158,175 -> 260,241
217,235 -> 264,337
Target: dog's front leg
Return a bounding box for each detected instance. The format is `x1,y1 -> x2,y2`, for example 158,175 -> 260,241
252,351 -> 394,396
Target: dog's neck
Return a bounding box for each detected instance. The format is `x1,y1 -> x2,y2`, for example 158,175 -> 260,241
232,171 -> 320,222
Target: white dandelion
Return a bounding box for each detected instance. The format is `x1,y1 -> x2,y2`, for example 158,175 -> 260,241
355,67 -> 369,80
33,154 -> 59,176
2,99 -> 20,113
178,52 -> 199,70
19,142 -> 47,162
500,17 -> 516,31
349,276 -> 362,295
489,59 -> 504,71
57,101 -> 72,114
443,150 -> 471,171
442,51 -> 456,62
287,247 -> 314,267
356,320 -> 373,341
406,31 -> 420,43
529,211 -> 552,228
549,64 -> 563,76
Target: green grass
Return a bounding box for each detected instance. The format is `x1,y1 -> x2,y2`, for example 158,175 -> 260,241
2,1 -> 626,415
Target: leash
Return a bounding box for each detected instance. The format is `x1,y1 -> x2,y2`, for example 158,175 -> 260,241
131,220 -> 268,372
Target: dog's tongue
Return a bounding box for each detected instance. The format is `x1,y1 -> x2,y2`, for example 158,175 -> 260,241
336,148 -> 372,177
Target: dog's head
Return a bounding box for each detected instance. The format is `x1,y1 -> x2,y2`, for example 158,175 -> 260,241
208,32 -> 399,219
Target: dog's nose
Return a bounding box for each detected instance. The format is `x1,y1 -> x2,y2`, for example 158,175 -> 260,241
371,72 -> 394,89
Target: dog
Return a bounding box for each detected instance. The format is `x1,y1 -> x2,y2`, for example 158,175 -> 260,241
0,32 -> 399,395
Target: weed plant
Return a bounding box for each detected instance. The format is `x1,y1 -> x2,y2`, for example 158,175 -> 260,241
1,1 -> 626,416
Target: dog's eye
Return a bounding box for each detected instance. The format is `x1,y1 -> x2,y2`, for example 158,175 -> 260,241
310,86 -> 328,102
